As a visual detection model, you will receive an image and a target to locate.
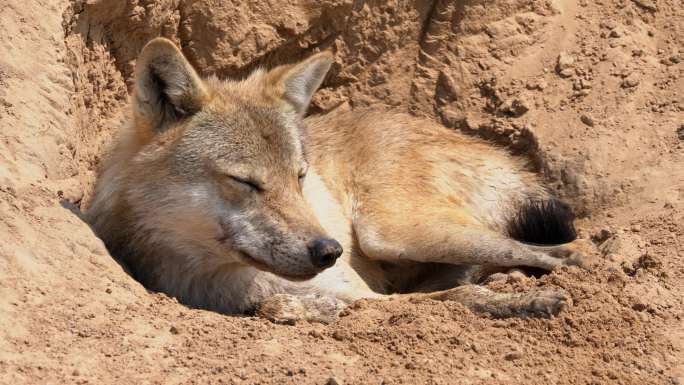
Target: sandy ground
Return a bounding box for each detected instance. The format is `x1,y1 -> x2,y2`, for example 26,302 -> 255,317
0,0 -> 682,383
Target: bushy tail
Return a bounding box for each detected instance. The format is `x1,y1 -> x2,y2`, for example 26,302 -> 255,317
507,198 -> 576,245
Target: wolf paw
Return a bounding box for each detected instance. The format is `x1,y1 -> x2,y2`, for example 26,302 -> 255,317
257,294 -> 346,324
561,239 -> 598,269
543,239 -> 597,269
512,289 -> 571,318
257,294 -> 307,325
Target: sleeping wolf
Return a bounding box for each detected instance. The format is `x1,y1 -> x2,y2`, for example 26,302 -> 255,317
87,38 -> 592,323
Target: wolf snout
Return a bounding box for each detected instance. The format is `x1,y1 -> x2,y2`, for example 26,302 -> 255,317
308,238 -> 343,269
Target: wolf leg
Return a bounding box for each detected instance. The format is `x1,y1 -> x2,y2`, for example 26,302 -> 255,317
357,222 -> 577,270
410,285 -> 570,318
255,264 -> 569,322
354,206 -> 592,271
256,285 -> 569,322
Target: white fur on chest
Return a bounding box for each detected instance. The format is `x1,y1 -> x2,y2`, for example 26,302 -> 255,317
302,169 -> 375,299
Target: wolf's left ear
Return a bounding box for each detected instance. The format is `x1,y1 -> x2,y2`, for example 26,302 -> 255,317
268,52 -> 334,116
133,38 -> 208,133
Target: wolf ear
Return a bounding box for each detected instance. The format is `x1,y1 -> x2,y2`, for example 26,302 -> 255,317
133,37 -> 208,133
267,52 -> 333,116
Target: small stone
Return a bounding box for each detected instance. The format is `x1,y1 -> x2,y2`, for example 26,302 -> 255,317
308,330 -> 323,339
580,114 -> 595,127
556,52 -> 575,78
677,124 -> 684,140
526,79 -> 548,90
507,270 -> 527,283
105,288 -> 112,294
621,73 -> 640,88
169,326 -> 180,335
592,228 -> 613,245
631,0 -> 657,11
505,351 -> 523,361
464,115 -> 486,131
600,20 -> 617,30
54,178 -> 83,204
326,377 -> 340,385
483,272 -> 509,284
609,28 -> 622,38
500,97 -> 529,116
573,80 -> 582,91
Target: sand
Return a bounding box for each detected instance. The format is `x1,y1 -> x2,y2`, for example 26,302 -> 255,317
0,0 -> 682,383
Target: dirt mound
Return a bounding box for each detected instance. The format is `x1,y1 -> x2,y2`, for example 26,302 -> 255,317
1,0 -> 682,383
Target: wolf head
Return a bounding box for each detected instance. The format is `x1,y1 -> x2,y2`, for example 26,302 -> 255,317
115,38 -> 342,280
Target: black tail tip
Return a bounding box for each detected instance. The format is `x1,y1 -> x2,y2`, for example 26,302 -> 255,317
507,198 -> 577,245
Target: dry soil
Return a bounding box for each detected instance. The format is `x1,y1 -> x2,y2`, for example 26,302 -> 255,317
0,0 -> 683,384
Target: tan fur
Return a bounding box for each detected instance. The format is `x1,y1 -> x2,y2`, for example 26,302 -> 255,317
87,38 -> 592,323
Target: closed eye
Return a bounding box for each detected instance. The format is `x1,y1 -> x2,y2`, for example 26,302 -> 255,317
228,175 -> 263,192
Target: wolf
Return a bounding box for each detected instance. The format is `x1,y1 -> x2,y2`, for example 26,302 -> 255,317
87,37 -> 593,323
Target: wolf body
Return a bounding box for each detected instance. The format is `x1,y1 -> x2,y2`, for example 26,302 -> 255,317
87,38 -> 591,323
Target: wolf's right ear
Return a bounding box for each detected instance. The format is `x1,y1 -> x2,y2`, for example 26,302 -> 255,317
133,38 -> 208,133
265,52 -> 334,116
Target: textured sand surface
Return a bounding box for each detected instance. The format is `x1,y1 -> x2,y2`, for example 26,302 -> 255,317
0,0 -> 682,383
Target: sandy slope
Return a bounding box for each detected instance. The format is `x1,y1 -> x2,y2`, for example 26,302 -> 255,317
0,0 -> 682,383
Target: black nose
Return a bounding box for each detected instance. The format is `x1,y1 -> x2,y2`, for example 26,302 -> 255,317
308,238 -> 343,269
